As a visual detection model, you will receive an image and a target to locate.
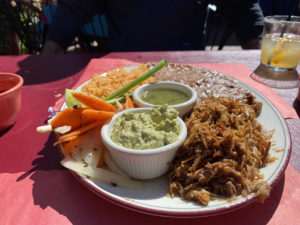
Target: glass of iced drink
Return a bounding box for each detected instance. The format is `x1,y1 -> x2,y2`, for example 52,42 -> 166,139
254,16 -> 300,88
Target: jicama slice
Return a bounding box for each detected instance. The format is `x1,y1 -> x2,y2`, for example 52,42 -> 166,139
115,101 -> 124,112
54,125 -> 72,134
36,124 -> 52,133
61,158 -> 144,190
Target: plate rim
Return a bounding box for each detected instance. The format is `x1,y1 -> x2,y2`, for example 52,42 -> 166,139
60,65 -> 292,218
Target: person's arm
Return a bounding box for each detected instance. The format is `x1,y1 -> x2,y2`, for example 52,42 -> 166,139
42,0 -> 104,54
211,0 -> 264,49
42,40 -> 64,54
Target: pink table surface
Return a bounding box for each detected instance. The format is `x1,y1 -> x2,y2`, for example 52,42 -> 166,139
0,51 -> 300,225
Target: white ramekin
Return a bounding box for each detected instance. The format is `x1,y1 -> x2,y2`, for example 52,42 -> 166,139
101,108 -> 187,180
132,81 -> 198,117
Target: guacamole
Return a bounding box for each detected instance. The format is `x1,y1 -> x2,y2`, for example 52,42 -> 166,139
111,105 -> 180,150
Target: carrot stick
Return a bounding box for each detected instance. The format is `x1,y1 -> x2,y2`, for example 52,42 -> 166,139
81,109 -> 115,121
125,96 -> 134,109
96,138 -> 106,167
72,92 -> 115,112
97,148 -> 105,168
54,135 -> 78,146
50,107 -> 84,130
63,140 -> 74,153
59,121 -> 102,141
63,136 -> 82,153
54,121 -> 103,146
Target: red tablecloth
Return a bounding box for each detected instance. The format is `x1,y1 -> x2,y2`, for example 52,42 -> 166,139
0,52 -> 300,225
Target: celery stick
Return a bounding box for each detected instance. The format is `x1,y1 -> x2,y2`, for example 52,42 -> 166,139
103,59 -> 168,101
105,93 -> 133,104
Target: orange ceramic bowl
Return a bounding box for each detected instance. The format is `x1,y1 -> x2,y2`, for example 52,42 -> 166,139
0,73 -> 23,131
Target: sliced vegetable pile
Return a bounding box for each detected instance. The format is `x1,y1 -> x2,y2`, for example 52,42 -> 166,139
52,92 -> 132,147
37,59 -> 168,190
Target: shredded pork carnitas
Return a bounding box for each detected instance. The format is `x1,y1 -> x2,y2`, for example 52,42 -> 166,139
168,97 -> 273,205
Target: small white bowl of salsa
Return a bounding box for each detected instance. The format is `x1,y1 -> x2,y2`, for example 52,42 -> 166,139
133,81 -> 197,117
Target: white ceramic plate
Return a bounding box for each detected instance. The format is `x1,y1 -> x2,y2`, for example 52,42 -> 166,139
60,65 -> 291,218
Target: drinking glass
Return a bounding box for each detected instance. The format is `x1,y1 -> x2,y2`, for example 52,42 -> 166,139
253,15 -> 300,88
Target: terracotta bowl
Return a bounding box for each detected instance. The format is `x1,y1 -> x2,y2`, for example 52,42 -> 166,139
0,73 -> 23,131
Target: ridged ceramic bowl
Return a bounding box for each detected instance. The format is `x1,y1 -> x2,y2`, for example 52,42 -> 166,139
101,107 -> 187,180
133,81 -> 198,117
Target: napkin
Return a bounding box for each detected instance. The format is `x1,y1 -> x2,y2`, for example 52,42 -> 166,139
53,58 -> 298,119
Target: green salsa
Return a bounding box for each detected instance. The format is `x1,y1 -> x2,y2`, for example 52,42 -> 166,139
141,88 -> 190,105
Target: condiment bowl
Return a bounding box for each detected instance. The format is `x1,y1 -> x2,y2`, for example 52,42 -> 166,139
0,73 -> 23,131
101,107 -> 187,180
133,81 -> 197,117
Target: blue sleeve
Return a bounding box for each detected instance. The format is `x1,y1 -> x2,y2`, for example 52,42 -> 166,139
46,0 -> 105,50
212,0 -> 264,45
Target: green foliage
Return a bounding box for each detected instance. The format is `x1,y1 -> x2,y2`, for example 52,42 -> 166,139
0,0 -> 48,54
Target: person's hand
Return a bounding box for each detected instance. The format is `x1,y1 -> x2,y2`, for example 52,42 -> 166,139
42,41 -> 64,54
242,38 -> 261,49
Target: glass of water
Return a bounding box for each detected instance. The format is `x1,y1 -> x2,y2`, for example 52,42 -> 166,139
254,15 -> 300,88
